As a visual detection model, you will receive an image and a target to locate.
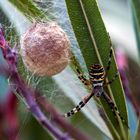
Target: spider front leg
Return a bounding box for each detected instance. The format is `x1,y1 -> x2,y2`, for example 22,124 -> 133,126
102,91 -> 129,128
63,91 -> 94,117
104,46 -> 119,85
105,47 -> 113,75
71,55 -> 91,89
76,69 -> 91,89
104,72 -> 119,86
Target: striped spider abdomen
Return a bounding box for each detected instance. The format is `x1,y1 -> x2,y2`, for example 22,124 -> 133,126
89,64 -> 105,87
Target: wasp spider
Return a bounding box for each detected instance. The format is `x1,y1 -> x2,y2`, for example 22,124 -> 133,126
63,47 -> 128,127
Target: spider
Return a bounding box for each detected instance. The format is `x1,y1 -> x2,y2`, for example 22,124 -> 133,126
63,47 -> 128,127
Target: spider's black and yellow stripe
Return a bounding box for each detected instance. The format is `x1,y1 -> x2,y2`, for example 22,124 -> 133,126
89,64 -> 105,86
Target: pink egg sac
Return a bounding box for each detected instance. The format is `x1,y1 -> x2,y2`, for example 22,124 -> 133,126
20,22 -> 71,76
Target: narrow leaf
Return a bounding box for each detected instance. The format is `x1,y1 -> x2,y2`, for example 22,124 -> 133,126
65,0 -> 129,139
130,0 -> 140,57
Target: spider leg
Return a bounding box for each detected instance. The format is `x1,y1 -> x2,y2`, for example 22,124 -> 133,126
105,47 -> 113,76
102,91 -> 129,128
71,55 -> 91,89
105,34 -> 114,75
104,72 -> 119,86
63,91 -> 94,117
76,69 -> 91,89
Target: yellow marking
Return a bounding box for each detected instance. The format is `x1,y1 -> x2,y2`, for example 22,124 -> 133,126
90,72 -> 104,75
91,78 -> 104,81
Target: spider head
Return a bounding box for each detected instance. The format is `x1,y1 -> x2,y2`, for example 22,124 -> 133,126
89,64 -> 105,87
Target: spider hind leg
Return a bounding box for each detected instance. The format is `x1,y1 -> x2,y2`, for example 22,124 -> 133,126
102,91 -> 129,128
64,101 -> 85,117
63,92 -> 94,117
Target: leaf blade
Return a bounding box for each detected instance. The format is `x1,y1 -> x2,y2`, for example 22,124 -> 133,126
65,0 -> 129,139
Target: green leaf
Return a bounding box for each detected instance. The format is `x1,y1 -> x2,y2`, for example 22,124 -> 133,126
8,0 -> 47,21
130,0 -> 140,57
65,0 -> 129,139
